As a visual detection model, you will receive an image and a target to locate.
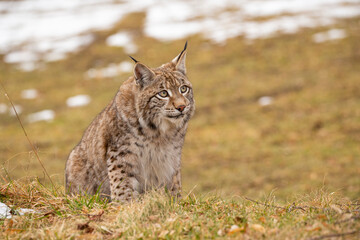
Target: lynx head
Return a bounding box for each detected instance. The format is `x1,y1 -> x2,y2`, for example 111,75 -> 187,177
131,42 -> 195,132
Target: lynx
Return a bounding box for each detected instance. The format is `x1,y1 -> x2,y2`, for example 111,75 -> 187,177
65,43 -> 195,202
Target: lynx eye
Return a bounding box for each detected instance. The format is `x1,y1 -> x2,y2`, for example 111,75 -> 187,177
180,85 -> 188,94
158,90 -> 169,98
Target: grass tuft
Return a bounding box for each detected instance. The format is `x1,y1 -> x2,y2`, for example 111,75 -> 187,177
0,180 -> 359,239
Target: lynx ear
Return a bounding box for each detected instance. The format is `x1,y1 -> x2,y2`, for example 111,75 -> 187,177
133,63 -> 155,87
172,41 -> 187,75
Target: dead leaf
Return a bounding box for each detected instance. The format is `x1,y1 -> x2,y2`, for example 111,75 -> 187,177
321,222 -> 329,228
276,209 -> 286,215
77,222 -> 94,234
5,228 -> 24,234
228,225 -> 240,235
306,226 -> 321,232
259,216 -> 266,223
250,224 -> 265,233
82,206 -> 89,214
305,223 -> 322,232
235,216 -> 246,223
227,224 -> 247,235
43,210 -> 56,217
330,204 -> 342,214
87,209 -> 104,221
77,233 -> 94,239
114,232 -> 123,238
4,219 -> 13,228
148,215 -> 159,221
270,215 -> 279,223
166,217 -> 177,223
268,228 -> 279,235
340,213 -> 353,221
316,214 -> 327,220
99,226 -> 113,235
159,230 -> 169,238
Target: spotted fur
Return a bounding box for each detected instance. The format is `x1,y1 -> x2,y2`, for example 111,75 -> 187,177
65,43 -> 195,202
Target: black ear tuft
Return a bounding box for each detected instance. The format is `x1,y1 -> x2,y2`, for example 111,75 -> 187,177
182,40 -> 188,54
171,41 -> 188,75
129,55 -> 139,63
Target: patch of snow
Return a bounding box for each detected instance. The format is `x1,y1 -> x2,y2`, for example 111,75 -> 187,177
101,63 -> 119,78
4,35 -> 94,70
319,5 -> 360,19
258,96 -> 273,106
206,15 -> 326,42
106,31 -> 137,54
144,1 -> 203,41
0,0 -> 151,70
144,0 -> 360,43
0,0 -> 359,69
0,103 -> 8,114
0,202 -> 12,219
17,208 -> 36,215
0,202 -> 37,219
239,0 -> 360,17
312,29 -> 347,43
118,61 -> 133,73
18,62 -> 38,72
145,20 -> 204,42
9,104 -> 23,116
85,68 -> 98,79
4,51 -> 40,64
27,110 -> 55,123
43,35 -> 94,62
85,61 -> 134,79
21,89 -> 39,99
66,95 -> 91,107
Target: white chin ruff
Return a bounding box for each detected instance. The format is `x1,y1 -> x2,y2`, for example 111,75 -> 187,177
160,116 -> 181,132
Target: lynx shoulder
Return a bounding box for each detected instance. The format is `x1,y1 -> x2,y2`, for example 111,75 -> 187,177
65,43 -> 195,202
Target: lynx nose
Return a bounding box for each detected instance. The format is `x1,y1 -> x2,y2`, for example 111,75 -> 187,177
176,105 -> 186,112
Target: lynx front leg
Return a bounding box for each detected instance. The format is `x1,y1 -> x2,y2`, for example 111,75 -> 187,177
169,169 -> 182,198
107,155 -> 139,202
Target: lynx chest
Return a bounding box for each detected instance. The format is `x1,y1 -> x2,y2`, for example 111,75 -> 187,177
137,140 -> 180,190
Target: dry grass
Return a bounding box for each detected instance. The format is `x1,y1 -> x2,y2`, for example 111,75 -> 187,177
1,180 -> 359,239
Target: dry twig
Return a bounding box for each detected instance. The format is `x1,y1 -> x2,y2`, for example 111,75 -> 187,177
244,197 -> 306,212
0,81 -> 58,195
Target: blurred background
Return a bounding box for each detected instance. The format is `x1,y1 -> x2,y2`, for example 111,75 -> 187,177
0,0 -> 359,201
